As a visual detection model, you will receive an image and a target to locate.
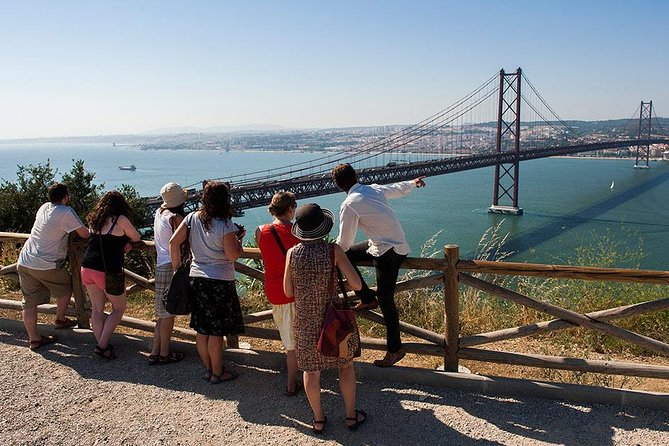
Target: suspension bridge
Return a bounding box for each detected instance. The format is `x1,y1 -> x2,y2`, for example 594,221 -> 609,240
146,68 -> 669,216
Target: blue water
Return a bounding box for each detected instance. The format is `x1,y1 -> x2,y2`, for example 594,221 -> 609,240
2,143 -> 668,270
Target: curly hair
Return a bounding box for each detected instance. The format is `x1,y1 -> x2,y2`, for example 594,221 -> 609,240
87,191 -> 132,232
199,181 -> 232,230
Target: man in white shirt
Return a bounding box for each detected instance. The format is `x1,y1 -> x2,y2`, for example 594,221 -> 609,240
332,163 -> 426,367
17,183 -> 89,350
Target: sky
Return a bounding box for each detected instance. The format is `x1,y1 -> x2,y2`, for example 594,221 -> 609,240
0,0 -> 667,139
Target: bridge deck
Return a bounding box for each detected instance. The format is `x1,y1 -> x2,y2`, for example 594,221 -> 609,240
145,138 -> 669,214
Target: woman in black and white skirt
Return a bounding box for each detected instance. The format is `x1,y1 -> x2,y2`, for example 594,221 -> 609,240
169,181 -> 245,384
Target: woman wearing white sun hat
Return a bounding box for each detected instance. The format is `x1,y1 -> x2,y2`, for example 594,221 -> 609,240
148,182 -> 188,365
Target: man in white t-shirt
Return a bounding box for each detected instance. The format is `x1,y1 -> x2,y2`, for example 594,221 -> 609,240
17,183 -> 89,350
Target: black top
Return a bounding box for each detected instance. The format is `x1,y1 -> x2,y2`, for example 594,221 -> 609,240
81,217 -> 129,273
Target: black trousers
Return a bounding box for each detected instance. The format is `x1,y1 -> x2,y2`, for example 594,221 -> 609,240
346,242 -> 407,353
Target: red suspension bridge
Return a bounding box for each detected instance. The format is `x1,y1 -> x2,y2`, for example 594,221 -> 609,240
147,68 -> 669,215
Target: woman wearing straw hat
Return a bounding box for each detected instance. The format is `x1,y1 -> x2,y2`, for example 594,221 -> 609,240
283,203 -> 367,434
148,182 -> 188,365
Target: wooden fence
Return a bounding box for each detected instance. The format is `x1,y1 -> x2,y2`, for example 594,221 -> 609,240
2,231 -> 669,384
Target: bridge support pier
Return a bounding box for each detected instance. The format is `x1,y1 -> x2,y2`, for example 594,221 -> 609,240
489,205 -> 523,216
489,68 -> 523,216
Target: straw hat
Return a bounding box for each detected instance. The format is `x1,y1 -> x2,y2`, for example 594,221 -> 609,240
291,203 -> 334,241
160,182 -> 187,209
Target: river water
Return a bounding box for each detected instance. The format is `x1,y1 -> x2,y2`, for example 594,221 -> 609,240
1,143 -> 668,270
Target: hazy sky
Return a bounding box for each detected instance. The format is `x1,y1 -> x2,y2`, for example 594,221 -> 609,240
1,0 -> 667,139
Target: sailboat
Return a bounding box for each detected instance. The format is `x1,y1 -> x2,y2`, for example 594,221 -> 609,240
610,180 -> 615,190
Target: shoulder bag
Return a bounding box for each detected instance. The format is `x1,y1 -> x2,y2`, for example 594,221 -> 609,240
162,214 -> 192,315
100,216 -> 126,296
317,244 -> 362,359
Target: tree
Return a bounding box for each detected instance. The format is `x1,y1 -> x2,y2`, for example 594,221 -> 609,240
0,159 -> 104,233
0,161 -> 58,232
61,159 -> 104,222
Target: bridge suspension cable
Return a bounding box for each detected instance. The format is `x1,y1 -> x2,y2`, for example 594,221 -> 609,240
520,72 -> 582,138
194,73 -> 500,187
652,107 -> 667,136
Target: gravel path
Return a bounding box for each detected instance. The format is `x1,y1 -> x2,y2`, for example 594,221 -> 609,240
1,318 -> 668,446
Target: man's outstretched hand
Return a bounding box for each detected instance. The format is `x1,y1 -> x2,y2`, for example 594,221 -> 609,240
414,176 -> 427,188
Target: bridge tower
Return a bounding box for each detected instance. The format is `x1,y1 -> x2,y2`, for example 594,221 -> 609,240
633,101 -> 653,169
489,68 -> 523,215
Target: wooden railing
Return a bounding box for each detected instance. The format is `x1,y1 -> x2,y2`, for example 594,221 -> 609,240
2,231 -> 669,384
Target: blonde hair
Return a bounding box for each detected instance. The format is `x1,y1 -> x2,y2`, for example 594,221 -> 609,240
268,191 -> 296,217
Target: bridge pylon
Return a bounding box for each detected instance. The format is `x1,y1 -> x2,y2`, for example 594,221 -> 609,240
489,68 -> 523,216
633,100 -> 653,169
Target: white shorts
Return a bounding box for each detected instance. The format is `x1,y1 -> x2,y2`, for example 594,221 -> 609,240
272,302 -> 296,351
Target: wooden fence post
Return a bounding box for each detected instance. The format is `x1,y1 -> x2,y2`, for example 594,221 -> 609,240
444,244 -> 460,372
68,233 -> 90,328
227,335 -> 240,349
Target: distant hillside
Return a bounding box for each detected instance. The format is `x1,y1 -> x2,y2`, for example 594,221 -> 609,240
140,124 -> 287,135
1,118 -> 666,145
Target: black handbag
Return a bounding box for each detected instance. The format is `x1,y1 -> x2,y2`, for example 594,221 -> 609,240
162,263 -> 192,315
161,214 -> 192,315
98,217 -> 127,296
105,271 -> 126,296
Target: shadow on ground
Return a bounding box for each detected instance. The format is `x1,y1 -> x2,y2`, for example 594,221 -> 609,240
1,317 -> 667,445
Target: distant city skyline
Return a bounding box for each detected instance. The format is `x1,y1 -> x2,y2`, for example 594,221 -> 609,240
1,0 -> 668,139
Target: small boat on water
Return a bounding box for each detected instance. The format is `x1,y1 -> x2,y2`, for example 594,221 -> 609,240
610,180 -> 615,190
119,165 -> 137,171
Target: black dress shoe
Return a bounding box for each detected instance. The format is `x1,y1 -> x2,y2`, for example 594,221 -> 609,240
352,300 -> 379,311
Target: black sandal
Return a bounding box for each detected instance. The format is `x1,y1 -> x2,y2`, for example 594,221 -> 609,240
283,381 -> 303,397
345,409 -> 367,431
312,416 -> 327,434
29,335 -> 57,351
148,354 -> 159,366
210,369 -> 239,384
94,344 -> 116,360
156,351 -> 185,365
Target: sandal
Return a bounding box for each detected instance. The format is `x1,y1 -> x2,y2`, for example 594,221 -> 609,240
94,344 -> 116,360
210,369 -> 239,384
29,335 -> 57,351
148,354 -> 160,366
54,318 -> 78,329
345,409 -> 367,431
203,369 -> 213,381
156,351 -> 185,365
283,381 -> 303,397
312,416 -> 327,434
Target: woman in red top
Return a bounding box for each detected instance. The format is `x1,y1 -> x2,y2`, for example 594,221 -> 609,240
255,191 -> 301,396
